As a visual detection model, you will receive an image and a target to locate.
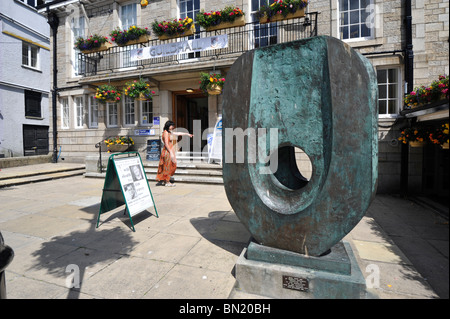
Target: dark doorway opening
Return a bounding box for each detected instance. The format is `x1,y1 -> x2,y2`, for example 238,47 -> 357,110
23,125 -> 49,156
174,92 -> 209,153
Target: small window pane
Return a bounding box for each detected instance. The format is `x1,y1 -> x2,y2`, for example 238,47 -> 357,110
377,69 -> 387,84
349,24 -> 359,38
388,100 -> 397,114
378,85 -> 387,99
340,26 -> 349,39
350,10 -> 360,24
30,46 -> 38,67
350,0 -> 359,10
22,43 -> 28,65
378,100 -> 386,115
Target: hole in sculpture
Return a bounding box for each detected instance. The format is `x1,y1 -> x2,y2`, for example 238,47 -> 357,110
270,146 -> 312,191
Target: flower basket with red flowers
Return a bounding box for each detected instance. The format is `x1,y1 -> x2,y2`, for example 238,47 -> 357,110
196,6 -> 245,31
94,84 -> 121,103
109,25 -> 150,46
74,34 -> 112,53
256,0 -> 308,24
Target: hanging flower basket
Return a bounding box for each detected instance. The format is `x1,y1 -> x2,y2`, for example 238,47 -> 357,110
199,73 -> 225,96
94,84 -> 122,103
429,123 -> 449,148
196,7 -> 245,31
257,0 -> 308,24
398,126 -> 428,147
109,26 -> 151,46
208,84 -> 223,95
124,79 -> 155,101
152,17 -> 195,40
409,141 -> 426,147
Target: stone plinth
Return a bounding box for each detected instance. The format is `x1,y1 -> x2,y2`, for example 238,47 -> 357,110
234,241 -> 367,299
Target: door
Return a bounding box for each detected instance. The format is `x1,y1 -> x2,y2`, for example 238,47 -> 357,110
23,125 -> 49,156
174,93 -> 208,152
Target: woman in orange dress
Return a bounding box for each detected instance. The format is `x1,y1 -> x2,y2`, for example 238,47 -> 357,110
156,121 -> 193,186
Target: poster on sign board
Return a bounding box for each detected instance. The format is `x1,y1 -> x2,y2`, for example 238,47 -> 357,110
97,152 -> 158,232
208,116 -> 222,164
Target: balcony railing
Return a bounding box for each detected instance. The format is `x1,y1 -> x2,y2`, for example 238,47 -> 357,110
78,12 -> 318,77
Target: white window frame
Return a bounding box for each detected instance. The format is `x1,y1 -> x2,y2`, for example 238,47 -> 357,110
177,0 -> 200,62
118,2 -> 139,69
338,0 -> 374,42
22,42 -> 40,70
119,2 -> 137,30
89,95 -> 98,128
123,95 -> 136,126
140,100 -> 153,125
377,66 -> 402,118
61,97 -> 70,129
106,102 -> 119,128
250,0 -> 278,50
71,15 -> 85,77
74,96 -> 84,129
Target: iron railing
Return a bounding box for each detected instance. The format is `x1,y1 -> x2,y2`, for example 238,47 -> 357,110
78,12 -> 318,77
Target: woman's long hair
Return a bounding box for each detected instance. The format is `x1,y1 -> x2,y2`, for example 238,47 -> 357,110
163,120 -> 175,132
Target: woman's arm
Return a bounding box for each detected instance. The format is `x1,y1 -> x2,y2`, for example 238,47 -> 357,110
171,131 -> 193,138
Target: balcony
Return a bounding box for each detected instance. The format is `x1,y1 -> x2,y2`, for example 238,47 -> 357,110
78,12 -> 318,78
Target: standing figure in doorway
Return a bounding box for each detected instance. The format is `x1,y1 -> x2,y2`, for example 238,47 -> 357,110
156,120 -> 193,187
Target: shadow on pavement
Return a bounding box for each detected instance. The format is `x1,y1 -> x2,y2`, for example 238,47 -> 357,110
30,203 -> 139,299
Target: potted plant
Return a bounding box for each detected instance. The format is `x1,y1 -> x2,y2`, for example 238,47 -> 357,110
124,79 -> 155,101
109,25 -> 150,46
256,0 -> 308,24
74,34 -> 112,53
196,6 -> 245,31
152,17 -> 195,40
94,84 -> 122,103
199,73 -> 225,95
104,136 -> 134,153
429,123 -> 449,149
398,126 -> 429,147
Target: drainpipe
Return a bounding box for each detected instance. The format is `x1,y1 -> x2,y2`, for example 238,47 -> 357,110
400,0 -> 413,196
47,11 -> 59,163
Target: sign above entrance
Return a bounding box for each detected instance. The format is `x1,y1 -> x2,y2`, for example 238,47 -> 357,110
130,35 -> 228,61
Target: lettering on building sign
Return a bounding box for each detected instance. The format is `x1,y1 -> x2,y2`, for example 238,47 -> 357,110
282,275 -> 309,292
131,35 -> 228,61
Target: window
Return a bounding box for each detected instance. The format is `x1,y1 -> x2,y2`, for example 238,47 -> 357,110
74,96 -> 84,128
119,3 -> 138,68
22,42 -> 39,69
339,0 -> 373,40
120,3 -> 137,30
89,96 -> 98,128
107,102 -> 118,127
178,0 -> 200,59
61,98 -> 69,129
124,96 -> 136,125
72,16 -> 85,76
25,90 -> 42,118
141,100 -> 153,125
18,0 -> 44,8
377,68 -> 401,116
251,0 -> 277,48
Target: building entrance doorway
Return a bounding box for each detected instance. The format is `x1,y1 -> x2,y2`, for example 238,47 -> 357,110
173,92 -> 209,153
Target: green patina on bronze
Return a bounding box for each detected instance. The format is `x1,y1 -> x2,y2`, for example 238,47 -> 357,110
222,36 -> 378,256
